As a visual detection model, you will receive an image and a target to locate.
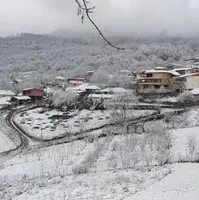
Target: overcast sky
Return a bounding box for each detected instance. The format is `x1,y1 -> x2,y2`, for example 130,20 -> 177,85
0,0 -> 199,37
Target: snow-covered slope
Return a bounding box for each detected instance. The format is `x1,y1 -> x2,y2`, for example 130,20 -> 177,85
0,130 -> 16,153
131,163 -> 199,200
170,127 -> 199,162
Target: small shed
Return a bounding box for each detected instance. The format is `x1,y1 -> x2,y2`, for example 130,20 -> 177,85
22,88 -> 44,101
11,96 -> 31,105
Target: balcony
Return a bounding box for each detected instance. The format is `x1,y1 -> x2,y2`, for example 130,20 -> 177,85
138,78 -> 162,84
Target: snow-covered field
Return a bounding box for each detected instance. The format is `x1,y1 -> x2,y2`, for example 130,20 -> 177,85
163,108 -> 199,129
0,134 -> 171,200
14,108 -> 110,139
14,108 -> 154,139
131,163 -> 199,200
0,130 -> 16,153
170,127 -> 199,162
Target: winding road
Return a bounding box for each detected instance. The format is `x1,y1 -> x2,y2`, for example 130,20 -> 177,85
0,109 -> 29,159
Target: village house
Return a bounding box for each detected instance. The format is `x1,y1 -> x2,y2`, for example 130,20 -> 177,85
0,97 -> 11,108
22,88 -> 44,101
177,72 -> 199,91
67,77 -> 87,86
88,87 -> 127,102
53,76 -> 65,87
66,83 -> 100,93
136,68 -> 180,96
0,90 -> 15,108
10,96 -> 31,105
85,71 -> 94,81
0,90 -> 15,98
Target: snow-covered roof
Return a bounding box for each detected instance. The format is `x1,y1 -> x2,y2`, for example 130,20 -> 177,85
0,97 -> 11,105
66,83 -> 101,92
0,90 -> 15,96
172,68 -> 191,72
13,96 -> 31,100
55,76 -> 65,80
88,94 -> 113,99
155,67 -> 167,70
144,69 -> 180,76
179,72 -> 199,78
190,88 -> 199,95
22,88 -> 43,91
68,77 -> 86,81
101,87 -> 127,94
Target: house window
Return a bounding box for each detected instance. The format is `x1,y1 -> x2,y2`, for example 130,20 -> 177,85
147,74 -> 153,77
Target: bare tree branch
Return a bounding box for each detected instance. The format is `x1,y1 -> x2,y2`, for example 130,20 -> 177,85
75,0 -> 125,50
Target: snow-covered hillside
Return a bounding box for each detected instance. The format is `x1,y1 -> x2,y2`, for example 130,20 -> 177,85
1,34 -> 199,90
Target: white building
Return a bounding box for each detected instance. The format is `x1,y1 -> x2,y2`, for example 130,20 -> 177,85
181,73 -> 199,90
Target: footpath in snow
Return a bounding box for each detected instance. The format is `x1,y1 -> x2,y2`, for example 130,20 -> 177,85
131,163 -> 199,200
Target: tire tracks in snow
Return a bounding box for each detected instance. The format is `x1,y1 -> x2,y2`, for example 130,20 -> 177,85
0,109 -> 29,159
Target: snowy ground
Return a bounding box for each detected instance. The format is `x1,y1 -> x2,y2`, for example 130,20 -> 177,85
0,113 -> 18,153
161,108 -> 199,129
14,108 -> 110,139
14,108 -> 154,139
0,130 -> 16,153
2,108 -> 199,199
170,126 -> 199,162
131,163 -> 199,200
0,133 -> 171,200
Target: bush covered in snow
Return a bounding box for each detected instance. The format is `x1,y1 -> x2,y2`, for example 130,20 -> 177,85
51,90 -> 78,109
107,123 -> 171,170
176,91 -> 195,103
105,92 -> 139,123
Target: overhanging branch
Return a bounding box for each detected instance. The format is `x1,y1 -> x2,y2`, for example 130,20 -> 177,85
75,0 -> 125,50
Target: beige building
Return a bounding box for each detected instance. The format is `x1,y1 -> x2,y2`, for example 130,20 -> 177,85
137,69 -> 180,95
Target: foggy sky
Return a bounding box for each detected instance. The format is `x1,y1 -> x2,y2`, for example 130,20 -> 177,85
0,0 -> 199,37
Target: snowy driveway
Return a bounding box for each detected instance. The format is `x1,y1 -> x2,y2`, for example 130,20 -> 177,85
130,163 -> 199,200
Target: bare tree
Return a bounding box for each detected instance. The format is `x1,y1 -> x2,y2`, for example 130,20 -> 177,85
75,0 -> 125,50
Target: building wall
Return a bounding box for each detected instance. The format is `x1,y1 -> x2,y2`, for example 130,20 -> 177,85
137,72 -> 174,94
23,89 -> 44,97
139,73 -> 173,84
185,76 -> 199,90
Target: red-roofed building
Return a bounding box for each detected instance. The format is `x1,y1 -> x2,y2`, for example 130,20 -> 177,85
67,77 -> 87,86
22,88 -> 44,101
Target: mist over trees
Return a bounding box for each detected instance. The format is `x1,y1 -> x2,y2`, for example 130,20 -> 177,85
0,33 -> 199,90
